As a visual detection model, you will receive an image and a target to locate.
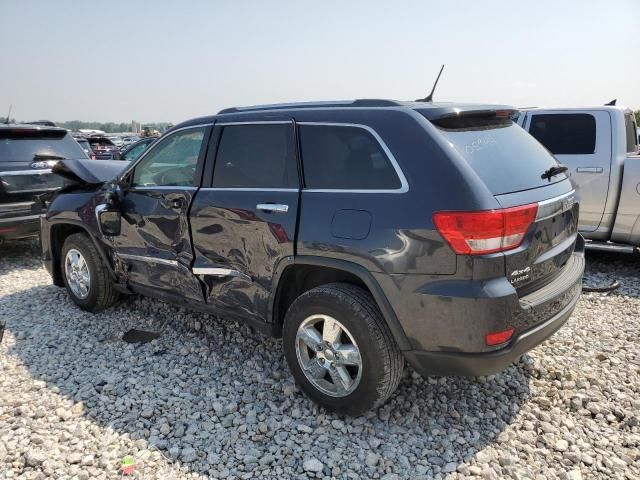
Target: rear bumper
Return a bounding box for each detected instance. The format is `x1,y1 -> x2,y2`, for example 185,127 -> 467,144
403,287 -> 580,376
0,199 -> 48,240
0,213 -> 42,240
377,234 -> 585,376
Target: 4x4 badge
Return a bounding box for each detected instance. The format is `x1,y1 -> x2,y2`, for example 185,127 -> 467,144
510,266 -> 531,283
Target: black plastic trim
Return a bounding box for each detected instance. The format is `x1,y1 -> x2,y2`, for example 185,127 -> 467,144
275,255 -> 412,350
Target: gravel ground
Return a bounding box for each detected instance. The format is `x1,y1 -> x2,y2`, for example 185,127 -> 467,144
0,240 -> 638,479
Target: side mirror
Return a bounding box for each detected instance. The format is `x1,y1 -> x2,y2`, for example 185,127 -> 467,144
95,189 -> 122,236
96,204 -> 121,236
99,209 -> 121,236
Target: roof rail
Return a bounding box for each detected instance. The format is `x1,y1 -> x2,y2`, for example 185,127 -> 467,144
218,99 -> 403,114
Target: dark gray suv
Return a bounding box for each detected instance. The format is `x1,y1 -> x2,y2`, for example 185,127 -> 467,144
41,100 -> 584,414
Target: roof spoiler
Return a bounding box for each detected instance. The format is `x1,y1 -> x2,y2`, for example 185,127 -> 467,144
418,105 -> 518,121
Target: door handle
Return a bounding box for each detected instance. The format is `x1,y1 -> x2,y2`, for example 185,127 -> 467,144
576,167 -> 603,173
256,203 -> 289,213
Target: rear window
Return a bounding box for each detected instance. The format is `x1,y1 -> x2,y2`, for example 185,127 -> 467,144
213,124 -> 298,188
0,129 -> 87,162
299,124 -> 402,190
624,113 -> 638,153
88,137 -> 115,146
529,114 -> 596,154
430,117 -> 567,195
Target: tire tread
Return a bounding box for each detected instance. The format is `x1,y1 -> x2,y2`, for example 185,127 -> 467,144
284,282 -> 404,413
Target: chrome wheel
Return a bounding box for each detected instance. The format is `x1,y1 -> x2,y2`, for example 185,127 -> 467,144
64,248 -> 91,299
295,314 -> 363,397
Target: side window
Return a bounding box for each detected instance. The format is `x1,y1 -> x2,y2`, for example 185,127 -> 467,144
299,125 -> 401,190
624,113 -> 638,153
212,124 -> 297,188
123,142 -> 148,161
529,114 -> 596,155
132,127 -> 205,187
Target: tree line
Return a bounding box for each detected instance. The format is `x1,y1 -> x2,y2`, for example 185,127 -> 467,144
0,118 -> 171,133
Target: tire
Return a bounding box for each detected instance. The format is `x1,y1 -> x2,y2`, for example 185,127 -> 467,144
283,282 -> 404,415
60,233 -> 119,312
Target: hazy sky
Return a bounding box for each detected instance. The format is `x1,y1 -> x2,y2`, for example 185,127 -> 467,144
1,0 -> 638,123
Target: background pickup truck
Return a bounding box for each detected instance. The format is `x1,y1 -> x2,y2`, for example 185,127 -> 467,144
515,105 -> 640,253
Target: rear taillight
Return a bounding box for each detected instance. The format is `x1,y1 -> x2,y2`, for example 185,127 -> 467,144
433,203 -> 538,255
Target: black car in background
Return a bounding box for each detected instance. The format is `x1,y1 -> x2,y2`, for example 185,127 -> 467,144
86,136 -> 120,160
119,137 -> 156,161
0,125 -> 87,243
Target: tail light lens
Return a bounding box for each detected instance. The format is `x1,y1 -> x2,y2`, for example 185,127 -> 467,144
433,204 -> 538,255
486,327 -> 515,346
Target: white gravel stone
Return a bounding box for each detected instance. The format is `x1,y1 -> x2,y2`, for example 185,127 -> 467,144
1,242 -> 639,479
303,457 -> 324,473
24,450 -> 46,466
365,452 -> 379,467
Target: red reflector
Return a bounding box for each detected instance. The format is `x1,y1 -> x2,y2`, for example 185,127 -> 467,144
0,227 -> 17,233
486,327 -> 515,346
495,110 -> 512,118
433,203 -> 538,255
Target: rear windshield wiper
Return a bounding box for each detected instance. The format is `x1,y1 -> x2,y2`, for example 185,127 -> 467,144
541,165 -> 568,181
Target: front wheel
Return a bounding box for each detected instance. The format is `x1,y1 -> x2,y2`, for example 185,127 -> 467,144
283,283 -> 404,415
60,233 -> 119,312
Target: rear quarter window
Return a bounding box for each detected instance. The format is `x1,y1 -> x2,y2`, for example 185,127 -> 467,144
624,113 -> 638,153
299,124 -> 402,191
529,113 -> 596,154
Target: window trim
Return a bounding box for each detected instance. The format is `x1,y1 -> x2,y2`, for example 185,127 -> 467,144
297,122 -> 409,194
209,120 -> 299,191
119,123 -> 213,186
528,113 -> 599,155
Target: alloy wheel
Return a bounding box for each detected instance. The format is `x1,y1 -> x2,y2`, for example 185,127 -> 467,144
295,314 -> 363,397
64,248 -> 91,299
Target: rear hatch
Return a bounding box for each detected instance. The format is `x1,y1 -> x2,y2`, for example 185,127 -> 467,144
0,127 -> 87,213
422,108 -> 578,294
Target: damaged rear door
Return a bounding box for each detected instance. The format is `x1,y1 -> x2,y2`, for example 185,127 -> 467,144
189,120 -> 300,323
114,124 -> 212,302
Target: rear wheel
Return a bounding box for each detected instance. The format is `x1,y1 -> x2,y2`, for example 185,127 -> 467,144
283,283 -> 404,415
60,233 -> 119,312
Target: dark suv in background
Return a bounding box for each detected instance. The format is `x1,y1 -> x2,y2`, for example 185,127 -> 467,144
0,125 -> 87,243
86,136 -> 120,160
42,100 -> 584,413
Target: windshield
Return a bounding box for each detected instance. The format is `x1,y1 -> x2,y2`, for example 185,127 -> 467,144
429,117 -> 568,195
0,130 -> 87,162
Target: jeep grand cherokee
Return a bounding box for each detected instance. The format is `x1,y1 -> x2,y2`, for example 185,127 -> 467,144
41,100 -> 584,414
